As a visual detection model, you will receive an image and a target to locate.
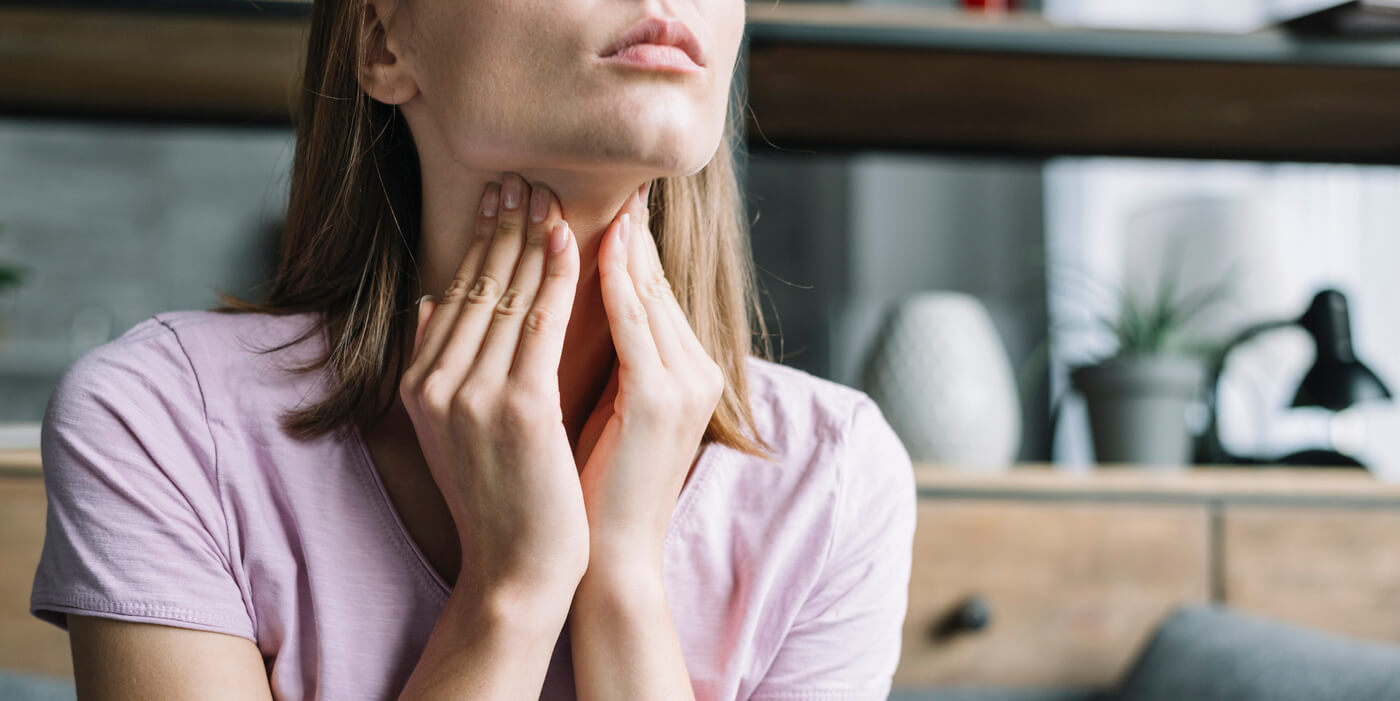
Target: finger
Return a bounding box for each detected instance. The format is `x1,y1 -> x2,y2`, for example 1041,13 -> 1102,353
512,220 -> 580,380
625,195 -> 686,367
412,296 -> 437,360
473,182 -> 562,381
599,212 -> 662,379
413,183 -> 498,370
436,172 -> 530,383
638,202 -> 708,360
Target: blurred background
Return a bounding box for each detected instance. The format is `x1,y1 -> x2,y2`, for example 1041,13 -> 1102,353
4,1 -> 1400,700
4,0 -> 1400,476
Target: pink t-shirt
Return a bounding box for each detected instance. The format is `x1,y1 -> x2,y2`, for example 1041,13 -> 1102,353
30,309 -> 916,700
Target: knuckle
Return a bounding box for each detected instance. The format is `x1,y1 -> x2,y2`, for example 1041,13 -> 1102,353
441,276 -> 472,302
526,222 -> 551,248
398,367 -> 423,398
466,275 -> 503,304
449,386 -> 491,421
417,371 -> 457,414
642,274 -> 672,302
523,306 -> 560,334
500,389 -> 548,425
621,301 -> 648,325
397,378 -> 416,408
495,214 -> 524,238
495,288 -> 529,316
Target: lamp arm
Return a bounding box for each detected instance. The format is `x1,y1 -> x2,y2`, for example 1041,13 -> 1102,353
1195,319 -> 1297,465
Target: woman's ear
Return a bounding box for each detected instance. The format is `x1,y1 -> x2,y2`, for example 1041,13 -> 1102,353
359,1 -> 418,105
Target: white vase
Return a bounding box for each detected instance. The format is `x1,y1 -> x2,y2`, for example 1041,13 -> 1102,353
861,293 -> 1022,471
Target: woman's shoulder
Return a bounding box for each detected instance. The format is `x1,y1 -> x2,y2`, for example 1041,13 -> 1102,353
149,308 -> 324,365
741,355 -> 883,456
56,308 -> 328,427
734,355 -> 913,505
72,308 -> 321,367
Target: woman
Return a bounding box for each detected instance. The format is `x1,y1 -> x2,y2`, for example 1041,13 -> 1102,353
29,0 -> 916,698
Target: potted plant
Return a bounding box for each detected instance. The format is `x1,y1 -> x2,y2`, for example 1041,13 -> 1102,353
1067,260 -> 1233,467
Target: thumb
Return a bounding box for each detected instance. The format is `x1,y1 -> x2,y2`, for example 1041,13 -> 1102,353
412,295 -> 436,359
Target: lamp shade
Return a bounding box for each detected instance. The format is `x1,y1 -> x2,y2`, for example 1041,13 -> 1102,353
1291,289 -> 1393,411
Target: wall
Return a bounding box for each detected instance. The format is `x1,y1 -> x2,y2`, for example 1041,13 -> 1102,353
0,118 -> 291,422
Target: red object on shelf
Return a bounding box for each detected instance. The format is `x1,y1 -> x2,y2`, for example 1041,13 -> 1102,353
962,0 -> 1020,10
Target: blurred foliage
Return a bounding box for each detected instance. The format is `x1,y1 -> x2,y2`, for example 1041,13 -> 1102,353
1094,264 -> 1234,359
1070,238 -> 1237,363
0,224 -> 27,294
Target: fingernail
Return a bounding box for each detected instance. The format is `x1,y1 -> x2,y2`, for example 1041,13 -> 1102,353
417,294 -> 434,307
479,187 -> 499,218
529,186 -> 549,224
549,222 -> 569,254
501,174 -> 522,210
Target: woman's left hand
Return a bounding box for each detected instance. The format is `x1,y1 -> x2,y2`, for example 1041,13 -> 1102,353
573,184 -> 725,574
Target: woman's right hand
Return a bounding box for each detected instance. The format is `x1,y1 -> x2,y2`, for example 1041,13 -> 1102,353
398,172 -> 588,602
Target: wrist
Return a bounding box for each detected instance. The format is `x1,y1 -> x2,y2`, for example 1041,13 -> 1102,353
575,560 -> 667,616
453,572 -> 580,632
588,530 -> 664,574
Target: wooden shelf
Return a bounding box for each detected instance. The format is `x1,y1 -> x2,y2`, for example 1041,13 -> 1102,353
0,4 -> 307,125
0,450 -> 40,476
743,4 -> 1400,163
5,3 -> 1400,162
913,463 -> 1400,506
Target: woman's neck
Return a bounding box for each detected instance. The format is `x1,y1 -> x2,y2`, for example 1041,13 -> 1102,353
408,165 -> 649,449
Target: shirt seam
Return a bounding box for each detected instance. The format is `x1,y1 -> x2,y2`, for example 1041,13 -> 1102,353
803,394 -> 855,626
31,591 -> 254,633
664,439 -> 726,545
750,387 -> 860,691
154,314 -> 255,635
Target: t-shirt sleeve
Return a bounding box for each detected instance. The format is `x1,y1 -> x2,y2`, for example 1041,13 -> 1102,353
29,317 -> 255,641
748,395 -> 918,700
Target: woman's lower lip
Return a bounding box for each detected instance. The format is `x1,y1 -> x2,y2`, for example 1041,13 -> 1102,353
598,44 -> 702,73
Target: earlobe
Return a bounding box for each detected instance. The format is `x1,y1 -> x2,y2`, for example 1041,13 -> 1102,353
359,2 -> 418,105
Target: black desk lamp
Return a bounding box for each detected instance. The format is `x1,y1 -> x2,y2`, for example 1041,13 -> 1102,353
1195,289 -> 1393,467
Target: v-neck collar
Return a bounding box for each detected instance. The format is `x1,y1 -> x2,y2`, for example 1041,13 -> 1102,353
345,418 -> 724,601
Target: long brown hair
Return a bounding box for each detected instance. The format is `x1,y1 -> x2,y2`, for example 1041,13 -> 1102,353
214,0 -> 776,460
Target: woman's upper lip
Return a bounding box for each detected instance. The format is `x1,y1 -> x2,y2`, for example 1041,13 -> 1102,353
600,16 -> 707,67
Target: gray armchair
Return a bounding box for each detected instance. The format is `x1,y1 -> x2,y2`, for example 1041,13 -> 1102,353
892,605 -> 1400,701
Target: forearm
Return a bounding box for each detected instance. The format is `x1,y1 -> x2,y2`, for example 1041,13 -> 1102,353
568,561 -> 695,701
398,579 -> 575,700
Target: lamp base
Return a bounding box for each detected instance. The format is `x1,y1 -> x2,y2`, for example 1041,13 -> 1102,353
1201,447 -> 1366,469
1274,449 -> 1365,469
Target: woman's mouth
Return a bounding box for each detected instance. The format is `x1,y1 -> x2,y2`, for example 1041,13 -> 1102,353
599,17 -> 706,74
600,43 -> 703,73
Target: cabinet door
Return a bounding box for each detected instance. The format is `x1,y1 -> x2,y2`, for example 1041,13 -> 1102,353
0,477 -> 73,678
898,499 -> 1210,687
1223,506 -> 1400,643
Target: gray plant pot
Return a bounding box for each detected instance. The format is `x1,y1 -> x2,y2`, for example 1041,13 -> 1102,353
1071,355 -> 1207,467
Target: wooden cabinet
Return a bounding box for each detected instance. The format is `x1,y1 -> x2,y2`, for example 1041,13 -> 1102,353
900,466 -> 1400,687
1222,506 -> 1400,643
7,453 -> 1400,684
0,457 -> 71,679
900,500 -> 1209,687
